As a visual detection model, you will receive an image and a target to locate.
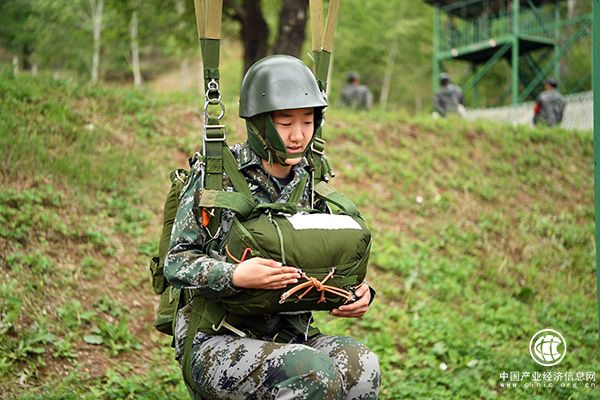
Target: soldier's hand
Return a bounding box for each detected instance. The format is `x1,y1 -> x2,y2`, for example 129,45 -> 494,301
329,283 -> 371,318
232,257 -> 300,290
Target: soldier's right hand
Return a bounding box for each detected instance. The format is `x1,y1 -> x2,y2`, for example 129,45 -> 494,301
232,257 -> 300,290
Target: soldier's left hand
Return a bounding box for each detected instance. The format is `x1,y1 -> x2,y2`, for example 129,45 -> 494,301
329,283 -> 371,318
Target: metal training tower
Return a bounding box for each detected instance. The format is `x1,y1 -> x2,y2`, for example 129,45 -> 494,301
426,0 -> 592,107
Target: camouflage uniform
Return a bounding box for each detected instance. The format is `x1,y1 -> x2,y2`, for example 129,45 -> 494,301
533,88 -> 566,127
433,83 -> 464,117
340,84 -> 373,111
164,142 -> 381,400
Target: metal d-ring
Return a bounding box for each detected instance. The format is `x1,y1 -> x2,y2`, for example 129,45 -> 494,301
207,79 -> 219,92
204,99 -> 226,120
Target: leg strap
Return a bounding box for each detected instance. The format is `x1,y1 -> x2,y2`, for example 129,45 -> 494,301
182,296 -> 205,390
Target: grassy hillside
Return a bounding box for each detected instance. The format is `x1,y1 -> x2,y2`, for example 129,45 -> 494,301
0,71 -> 597,399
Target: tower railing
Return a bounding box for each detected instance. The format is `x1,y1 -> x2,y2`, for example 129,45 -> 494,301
439,4 -> 556,53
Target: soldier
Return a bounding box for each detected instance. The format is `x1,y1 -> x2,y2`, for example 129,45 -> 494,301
340,71 -> 373,111
433,72 -> 465,117
533,78 -> 566,127
164,55 -> 380,400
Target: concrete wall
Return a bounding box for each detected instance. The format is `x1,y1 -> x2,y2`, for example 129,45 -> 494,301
463,91 -> 593,131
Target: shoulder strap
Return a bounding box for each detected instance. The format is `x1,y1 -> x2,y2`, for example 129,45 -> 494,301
314,181 -> 358,217
222,146 -> 253,199
288,173 -> 309,205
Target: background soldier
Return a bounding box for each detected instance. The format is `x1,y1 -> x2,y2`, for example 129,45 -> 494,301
340,71 -> 373,111
533,78 -> 566,127
165,55 -> 380,400
433,72 -> 465,117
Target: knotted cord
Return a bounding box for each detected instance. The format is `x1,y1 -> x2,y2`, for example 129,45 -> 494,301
279,267 -> 355,304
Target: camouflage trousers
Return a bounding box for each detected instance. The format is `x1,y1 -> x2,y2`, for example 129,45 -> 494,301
185,332 -> 381,400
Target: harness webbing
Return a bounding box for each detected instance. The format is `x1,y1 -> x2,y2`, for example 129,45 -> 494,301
222,146 -> 253,198
309,0 -> 340,92
314,181 -> 358,217
308,0 -> 339,184
184,0 -> 225,393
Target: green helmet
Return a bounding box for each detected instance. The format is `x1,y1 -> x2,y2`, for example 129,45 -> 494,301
239,55 -> 327,164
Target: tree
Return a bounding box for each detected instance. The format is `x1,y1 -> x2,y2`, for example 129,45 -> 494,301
224,0 -> 308,73
0,0 -> 36,70
333,0 -> 432,110
129,10 -> 142,86
89,0 -> 104,84
24,0 -> 92,77
272,0 -> 308,57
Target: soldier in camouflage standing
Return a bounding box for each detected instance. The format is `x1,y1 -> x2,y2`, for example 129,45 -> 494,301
340,72 -> 373,111
533,78 -> 566,127
164,55 -> 380,400
433,72 -> 465,117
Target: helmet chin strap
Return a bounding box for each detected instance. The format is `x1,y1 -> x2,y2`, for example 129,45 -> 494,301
246,114 -> 315,166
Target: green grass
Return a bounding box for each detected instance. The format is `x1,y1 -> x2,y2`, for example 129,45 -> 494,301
0,71 -> 597,399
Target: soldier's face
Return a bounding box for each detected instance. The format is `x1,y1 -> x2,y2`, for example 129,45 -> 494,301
271,108 -> 314,165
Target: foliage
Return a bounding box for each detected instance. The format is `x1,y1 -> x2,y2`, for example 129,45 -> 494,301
0,1 -> 593,110
333,0 -> 433,111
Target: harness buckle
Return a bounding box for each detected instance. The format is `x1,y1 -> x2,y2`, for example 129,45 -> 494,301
311,137 -> 326,156
204,125 -> 226,142
212,315 -> 247,337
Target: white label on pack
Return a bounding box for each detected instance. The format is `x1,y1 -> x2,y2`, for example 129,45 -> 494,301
286,213 -> 361,230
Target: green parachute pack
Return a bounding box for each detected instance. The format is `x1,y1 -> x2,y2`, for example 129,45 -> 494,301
148,145 -> 371,336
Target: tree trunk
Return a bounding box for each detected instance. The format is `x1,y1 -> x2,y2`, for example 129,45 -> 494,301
130,11 -> 142,87
21,43 -> 33,71
567,0 -> 577,18
12,56 -> 19,76
90,0 -> 104,84
224,0 -> 308,74
181,58 -> 190,90
176,0 -> 188,90
240,0 -> 269,73
380,41 -> 399,111
273,0 -> 308,57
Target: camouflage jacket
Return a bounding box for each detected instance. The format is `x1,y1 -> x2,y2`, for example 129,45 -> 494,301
340,84 -> 373,110
164,142 -> 327,357
434,84 -> 464,116
534,89 -> 566,127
